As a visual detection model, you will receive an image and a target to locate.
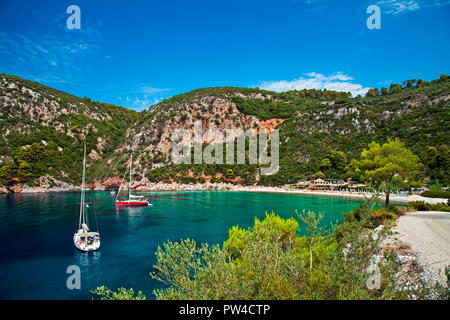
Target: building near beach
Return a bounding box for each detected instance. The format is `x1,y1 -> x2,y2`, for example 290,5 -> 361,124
295,179 -> 352,190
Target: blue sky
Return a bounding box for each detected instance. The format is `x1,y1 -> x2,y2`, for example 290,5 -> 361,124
0,0 -> 449,110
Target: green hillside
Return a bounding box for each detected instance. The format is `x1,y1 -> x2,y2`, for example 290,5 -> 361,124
0,73 -> 449,190
0,74 -> 139,186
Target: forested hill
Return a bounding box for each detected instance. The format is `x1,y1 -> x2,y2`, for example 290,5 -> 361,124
0,74 -> 139,190
0,73 -> 449,191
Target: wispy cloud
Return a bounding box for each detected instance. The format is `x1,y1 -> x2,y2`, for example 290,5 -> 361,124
376,0 -> 420,15
434,0 -> 450,6
0,18 -> 104,84
139,87 -> 172,96
255,72 -> 370,97
119,96 -> 166,111
376,0 -> 450,15
117,85 -> 172,111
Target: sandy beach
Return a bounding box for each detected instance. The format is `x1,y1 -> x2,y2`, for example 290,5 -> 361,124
6,181 -> 446,205
234,186 -> 448,204
130,182 -> 448,205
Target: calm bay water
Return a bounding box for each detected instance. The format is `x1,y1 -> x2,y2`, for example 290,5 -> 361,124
0,191 -> 362,300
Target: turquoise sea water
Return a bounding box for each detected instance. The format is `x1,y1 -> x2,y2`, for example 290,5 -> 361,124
0,191 -> 363,300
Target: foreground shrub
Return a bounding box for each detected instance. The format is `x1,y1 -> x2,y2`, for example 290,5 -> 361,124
420,190 -> 450,199
343,202 -> 401,228
91,286 -> 146,300
93,204 -> 448,300
370,209 -> 397,223
148,211 -> 401,300
408,200 -> 450,212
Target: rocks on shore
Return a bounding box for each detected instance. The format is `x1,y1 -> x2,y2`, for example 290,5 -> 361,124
12,175 -> 78,194
0,186 -> 10,194
0,178 -> 447,208
135,182 -> 243,192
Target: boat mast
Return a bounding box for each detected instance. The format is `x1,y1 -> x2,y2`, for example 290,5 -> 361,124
79,144 -> 87,228
129,153 -> 132,201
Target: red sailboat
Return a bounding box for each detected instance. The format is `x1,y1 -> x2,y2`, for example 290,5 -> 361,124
115,153 -> 150,206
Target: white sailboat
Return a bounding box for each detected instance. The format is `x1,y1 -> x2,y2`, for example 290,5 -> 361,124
115,153 -> 150,206
73,145 -> 101,252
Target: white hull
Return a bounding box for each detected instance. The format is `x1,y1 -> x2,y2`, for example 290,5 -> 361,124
73,231 -> 101,252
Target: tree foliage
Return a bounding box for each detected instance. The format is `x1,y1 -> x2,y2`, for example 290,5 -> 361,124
358,139 -> 422,206
95,204 -> 449,300
422,145 -> 450,185
147,210 -> 404,300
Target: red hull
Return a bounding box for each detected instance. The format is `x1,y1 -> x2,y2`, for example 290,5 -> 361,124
115,201 -> 149,206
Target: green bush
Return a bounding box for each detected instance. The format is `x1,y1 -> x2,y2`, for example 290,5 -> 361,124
146,210 -> 403,300
420,190 -> 450,199
386,204 -> 403,216
408,200 -> 428,211
408,200 -> 450,212
91,286 -> 146,300
95,203 -> 450,300
370,209 -> 397,223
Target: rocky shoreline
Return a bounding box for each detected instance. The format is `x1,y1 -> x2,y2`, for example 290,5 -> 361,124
0,180 -> 447,205
0,175 -> 79,194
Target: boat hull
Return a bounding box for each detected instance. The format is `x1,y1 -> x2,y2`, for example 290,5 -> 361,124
73,232 -> 101,252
